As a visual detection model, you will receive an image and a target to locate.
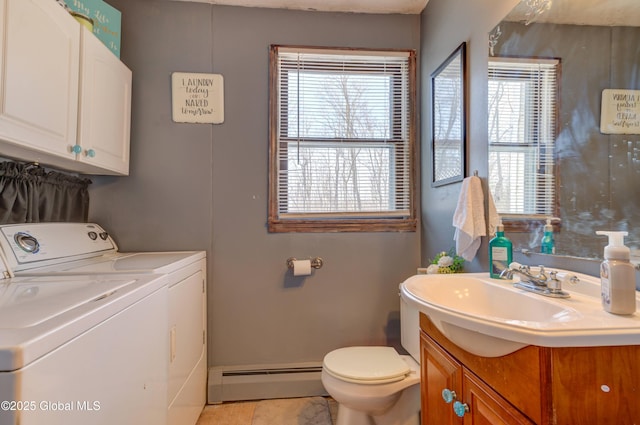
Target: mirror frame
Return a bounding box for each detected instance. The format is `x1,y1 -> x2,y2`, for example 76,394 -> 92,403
431,42 -> 467,187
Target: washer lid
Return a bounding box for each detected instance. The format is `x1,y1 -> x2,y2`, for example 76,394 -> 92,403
323,346 -> 410,383
18,251 -> 205,275
0,273 -> 167,371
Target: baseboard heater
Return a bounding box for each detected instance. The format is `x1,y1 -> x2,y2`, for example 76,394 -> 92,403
208,362 -> 328,404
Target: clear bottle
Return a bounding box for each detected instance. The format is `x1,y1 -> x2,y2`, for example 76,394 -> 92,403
541,218 -> 555,254
489,219 -> 513,278
596,231 -> 636,315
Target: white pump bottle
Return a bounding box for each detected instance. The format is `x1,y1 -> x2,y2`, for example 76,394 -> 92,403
596,231 -> 636,315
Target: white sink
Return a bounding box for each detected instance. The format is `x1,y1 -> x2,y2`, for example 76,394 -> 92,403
400,271 -> 640,357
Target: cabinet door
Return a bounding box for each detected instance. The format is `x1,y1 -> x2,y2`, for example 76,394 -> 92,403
167,270 -> 207,425
421,331 -> 463,425
78,27 -> 132,175
462,370 -> 534,425
0,0 -> 79,158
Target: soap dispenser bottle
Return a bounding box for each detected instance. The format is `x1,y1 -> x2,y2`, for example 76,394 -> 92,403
489,218 -> 513,278
596,231 -> 636,315
541,218 -> 555,254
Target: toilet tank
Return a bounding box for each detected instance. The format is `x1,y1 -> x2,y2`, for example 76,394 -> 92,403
400,287 -> 420,363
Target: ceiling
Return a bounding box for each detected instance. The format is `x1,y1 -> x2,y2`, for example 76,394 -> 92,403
168,0 -> 430,14
167,0 -> 640,23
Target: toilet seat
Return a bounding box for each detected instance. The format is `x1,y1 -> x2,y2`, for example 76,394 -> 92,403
323,346 -> 411,385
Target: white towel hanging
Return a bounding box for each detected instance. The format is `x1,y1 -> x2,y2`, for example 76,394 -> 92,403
452,175 -> 496,261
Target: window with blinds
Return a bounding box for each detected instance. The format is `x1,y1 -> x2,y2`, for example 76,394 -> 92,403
488,57 -> 559,219
268,46 -> 416,232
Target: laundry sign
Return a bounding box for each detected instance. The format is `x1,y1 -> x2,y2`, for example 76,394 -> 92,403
171,72 -> 224,124
600,89 -> 640,135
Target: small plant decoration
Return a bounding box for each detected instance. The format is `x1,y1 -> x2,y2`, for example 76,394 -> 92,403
427,249 -> 465,274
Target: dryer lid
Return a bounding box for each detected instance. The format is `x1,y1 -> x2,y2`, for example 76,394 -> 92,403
323,346 -> 410,383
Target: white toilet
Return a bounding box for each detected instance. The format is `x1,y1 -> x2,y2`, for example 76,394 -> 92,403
321,295 -> 421,425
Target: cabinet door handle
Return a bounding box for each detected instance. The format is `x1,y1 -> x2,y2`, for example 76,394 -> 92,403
453,401 -> 470,417
442,388 -> 457,404
71,144 -> 82,154
85,148 -> 96,158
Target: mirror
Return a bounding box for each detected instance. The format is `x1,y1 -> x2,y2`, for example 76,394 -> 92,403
432,42 -> 466,187
488,0 -> 640,262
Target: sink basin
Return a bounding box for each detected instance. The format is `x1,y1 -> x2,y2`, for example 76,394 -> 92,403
400,271 -> 640,357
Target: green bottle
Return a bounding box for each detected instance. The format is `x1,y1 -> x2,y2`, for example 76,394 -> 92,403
489,219 -> 513,278
541,218 -> 555,254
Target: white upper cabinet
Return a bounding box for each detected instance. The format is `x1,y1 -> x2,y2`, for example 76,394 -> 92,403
0,0 -> 80,158
0,0 -> 131,175
78,27 -> 132,175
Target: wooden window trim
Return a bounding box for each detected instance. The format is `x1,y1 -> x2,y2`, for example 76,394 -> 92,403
501,216 -> 562,233
267,45 -> 417,233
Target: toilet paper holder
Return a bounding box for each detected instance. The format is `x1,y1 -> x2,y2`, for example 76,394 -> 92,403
286,257 -> 324,270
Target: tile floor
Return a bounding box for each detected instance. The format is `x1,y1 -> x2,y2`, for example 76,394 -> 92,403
196,400 -> 258,425
196,398 -> 338,425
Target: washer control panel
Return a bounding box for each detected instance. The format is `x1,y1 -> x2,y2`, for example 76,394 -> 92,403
0,223 -> 117,271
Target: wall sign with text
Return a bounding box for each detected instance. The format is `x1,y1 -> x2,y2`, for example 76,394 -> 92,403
171,72 -> 224,124
600,89 -> 640,135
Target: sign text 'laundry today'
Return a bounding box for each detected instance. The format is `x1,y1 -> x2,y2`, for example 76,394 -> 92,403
171,72 -> 224,124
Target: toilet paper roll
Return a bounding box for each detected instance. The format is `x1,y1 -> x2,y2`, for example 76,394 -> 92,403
292,259 -> 312,276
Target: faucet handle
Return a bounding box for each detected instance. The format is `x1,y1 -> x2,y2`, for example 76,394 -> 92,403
535,265 -> 546,278
547,271 -> 579,293
508,261 -> 526,271
556,272 -> 580,285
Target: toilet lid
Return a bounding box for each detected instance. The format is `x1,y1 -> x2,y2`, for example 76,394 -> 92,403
323,346 -> 410,384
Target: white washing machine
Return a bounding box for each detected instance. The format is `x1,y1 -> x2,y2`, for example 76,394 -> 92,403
0,265 -> 169,424
0,223 -> 207,425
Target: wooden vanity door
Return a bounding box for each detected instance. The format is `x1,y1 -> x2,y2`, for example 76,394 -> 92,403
421,331 -> 463,425
462,370 -> 534,425
421,330 -> 535,425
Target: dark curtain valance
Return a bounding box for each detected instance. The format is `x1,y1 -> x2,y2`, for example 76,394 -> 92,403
0,162 -> 91,224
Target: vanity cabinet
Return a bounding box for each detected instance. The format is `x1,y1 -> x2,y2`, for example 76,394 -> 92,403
421,331 -> 533,424
0,0 -> 131,175
420,313 -> 640,424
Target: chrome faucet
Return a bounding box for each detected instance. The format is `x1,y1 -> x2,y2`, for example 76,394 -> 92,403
499,262 -> 579,298
500,263 -> 548,286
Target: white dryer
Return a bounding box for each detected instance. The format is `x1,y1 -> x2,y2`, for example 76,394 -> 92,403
0,223 -> 207,425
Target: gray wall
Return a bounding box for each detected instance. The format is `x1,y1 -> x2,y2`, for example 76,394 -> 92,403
88,0 -> 421,368
420,0 -> 519,270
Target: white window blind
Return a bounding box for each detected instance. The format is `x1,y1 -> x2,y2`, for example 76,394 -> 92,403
488,57 -> 559,216
273,47 -> 413,220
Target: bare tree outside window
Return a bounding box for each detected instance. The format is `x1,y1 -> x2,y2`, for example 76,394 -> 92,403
286,73 -> 392,213
488,58 -> 558,217
269,46 -> 416,232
